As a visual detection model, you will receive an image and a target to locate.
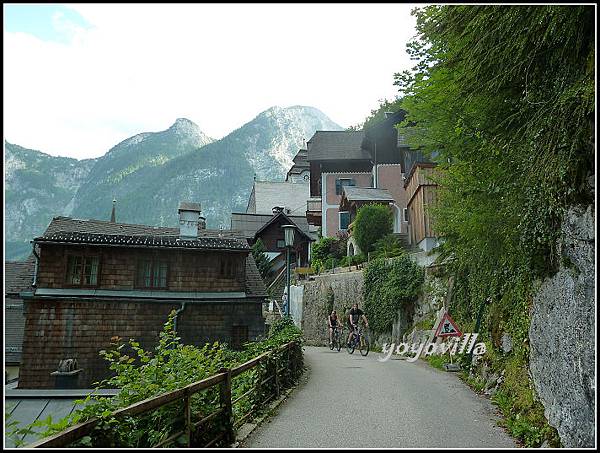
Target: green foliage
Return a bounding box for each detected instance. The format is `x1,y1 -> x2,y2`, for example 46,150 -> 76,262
251,239 -> 271,280
363,256 -> 425,334
371,234 -> 405,259
394,5 -> 593,447
8,312 -> 303,448
423,354 -> 446,371
352,204 -> 393,254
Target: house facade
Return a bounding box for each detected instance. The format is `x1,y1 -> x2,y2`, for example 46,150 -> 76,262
5,258 -> 35,383
306,114 -> 411,238
18,203 -> 267,389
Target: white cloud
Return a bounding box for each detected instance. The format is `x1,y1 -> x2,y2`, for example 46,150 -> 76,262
3,4 -> 419,159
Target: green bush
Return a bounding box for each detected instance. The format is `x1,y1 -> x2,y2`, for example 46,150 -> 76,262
372,234 -> 405,259
7,312 -> 303,448
353,204 -> 393,253
251,239 -> 271,280
363,255 -> 425,334
311,237 -> 338,262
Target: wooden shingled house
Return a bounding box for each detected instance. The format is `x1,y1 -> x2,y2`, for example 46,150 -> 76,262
18,202 -> 267,389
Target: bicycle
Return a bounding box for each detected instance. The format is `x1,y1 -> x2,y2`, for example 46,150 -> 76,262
329,325 -> 343,352
346,325 -> 370,356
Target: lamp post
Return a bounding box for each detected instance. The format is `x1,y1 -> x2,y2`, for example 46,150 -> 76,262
282,224 -> 296,317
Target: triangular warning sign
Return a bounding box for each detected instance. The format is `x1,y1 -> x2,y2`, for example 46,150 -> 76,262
435,312 -> 463,337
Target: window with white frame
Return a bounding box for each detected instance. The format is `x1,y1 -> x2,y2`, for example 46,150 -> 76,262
339,211 -> 351,231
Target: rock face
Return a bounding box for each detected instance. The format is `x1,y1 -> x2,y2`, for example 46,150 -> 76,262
529,203 -> 595,448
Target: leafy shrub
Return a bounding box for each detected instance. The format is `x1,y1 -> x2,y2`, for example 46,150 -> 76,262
363,255 -> 424,334
7,312 -> 303,448
311,237 -> 338,262
251,239 -> 271,280
353,204 -> 393,254
372,234 -> 405,259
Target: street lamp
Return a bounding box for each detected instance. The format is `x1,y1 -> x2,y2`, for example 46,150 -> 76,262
282,224 -> 296,317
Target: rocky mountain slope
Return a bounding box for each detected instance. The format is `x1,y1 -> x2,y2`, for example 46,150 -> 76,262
5,106 -> 342,260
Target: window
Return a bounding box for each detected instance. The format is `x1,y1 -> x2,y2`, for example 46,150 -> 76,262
67,256 -> 99,286
403,208 -> 409,222
335,178 -> 355,195
137,259 -> 168,288
276,239 -> 285,249
339,211 -> 351,231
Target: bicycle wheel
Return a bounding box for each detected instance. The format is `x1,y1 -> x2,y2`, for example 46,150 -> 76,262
359,332 -> 370,356
336,331 -> 342,352
346,336 -> 355,354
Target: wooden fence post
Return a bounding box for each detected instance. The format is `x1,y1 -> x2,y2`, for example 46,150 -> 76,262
273,352 -> 280,398
184,394 -> 191,447
219,368 -> 233,445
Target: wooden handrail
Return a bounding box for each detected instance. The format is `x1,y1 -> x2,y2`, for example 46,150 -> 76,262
27,340 -> 300,448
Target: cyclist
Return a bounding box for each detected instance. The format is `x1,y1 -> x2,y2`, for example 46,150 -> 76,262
327,310 -> 341,346
347,303 -> 369,347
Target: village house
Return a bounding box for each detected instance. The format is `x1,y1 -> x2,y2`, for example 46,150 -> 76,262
17,202 -> 267,389
305,113 -> 409,238
5,257 -> 35,383
231,209 -> 313,282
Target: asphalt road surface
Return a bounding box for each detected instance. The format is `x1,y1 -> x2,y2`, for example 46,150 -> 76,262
241,346 -> 516,448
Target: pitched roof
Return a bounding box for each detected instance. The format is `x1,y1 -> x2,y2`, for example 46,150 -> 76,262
231,212 -> 312,239
253,211 -> 313,241
248,181 -> 310,216
306,130 -> 370,161
34,217 -> 266,298
37,217 -> 248,251
5,259 -> 34,364
5,301 -> 25,364
5,257 -> 35,295
245,254 -> 267,297
342,186 -> 395,202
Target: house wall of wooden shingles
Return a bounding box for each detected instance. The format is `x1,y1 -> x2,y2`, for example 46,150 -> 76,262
36,244 -> 246,292
19,298 -> 265,388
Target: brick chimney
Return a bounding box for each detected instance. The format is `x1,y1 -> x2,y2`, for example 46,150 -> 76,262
178,202 -> 202,238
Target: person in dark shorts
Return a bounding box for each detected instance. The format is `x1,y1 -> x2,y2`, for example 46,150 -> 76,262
327,310 -> 340,345
347,303 -> 369,347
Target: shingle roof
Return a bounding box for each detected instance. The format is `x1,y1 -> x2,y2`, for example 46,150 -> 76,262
5,258 -> 35,295
342,186 -> 395,202
38,217 -> 248,250
248,181 -> 310,216
36,231 -> 249,251
306,131 -> 370,161
245,254 -> 267,297
5,301 -> 25,364
231,212 -> 312,239
5,259 -> 34,364
35,217 -> 267,299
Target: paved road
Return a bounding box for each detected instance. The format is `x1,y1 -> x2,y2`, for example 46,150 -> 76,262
242,346 -> 516,448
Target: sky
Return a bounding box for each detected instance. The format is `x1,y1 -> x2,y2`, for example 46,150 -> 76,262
3,4 -> 419,160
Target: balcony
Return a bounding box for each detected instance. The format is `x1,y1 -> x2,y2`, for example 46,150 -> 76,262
306,198 -> 322,226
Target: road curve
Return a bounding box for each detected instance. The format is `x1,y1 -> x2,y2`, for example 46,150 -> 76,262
241,346 -> 516,448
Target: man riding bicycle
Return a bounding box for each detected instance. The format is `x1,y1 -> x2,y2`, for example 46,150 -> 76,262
327,310 -> 341,346
347,303 -> 369,347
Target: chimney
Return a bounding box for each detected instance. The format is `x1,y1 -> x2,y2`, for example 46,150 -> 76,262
110,199 -> 116,223
178,202 -> 202,238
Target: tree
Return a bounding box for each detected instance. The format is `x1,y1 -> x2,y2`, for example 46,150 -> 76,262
352,204 -> 393,254
251,239 -> 271,280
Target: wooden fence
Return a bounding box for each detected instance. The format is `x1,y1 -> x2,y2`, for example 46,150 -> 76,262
26,341 -> 302,448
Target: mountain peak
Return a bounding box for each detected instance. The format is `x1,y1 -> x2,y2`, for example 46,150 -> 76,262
169,117 -> 200,132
